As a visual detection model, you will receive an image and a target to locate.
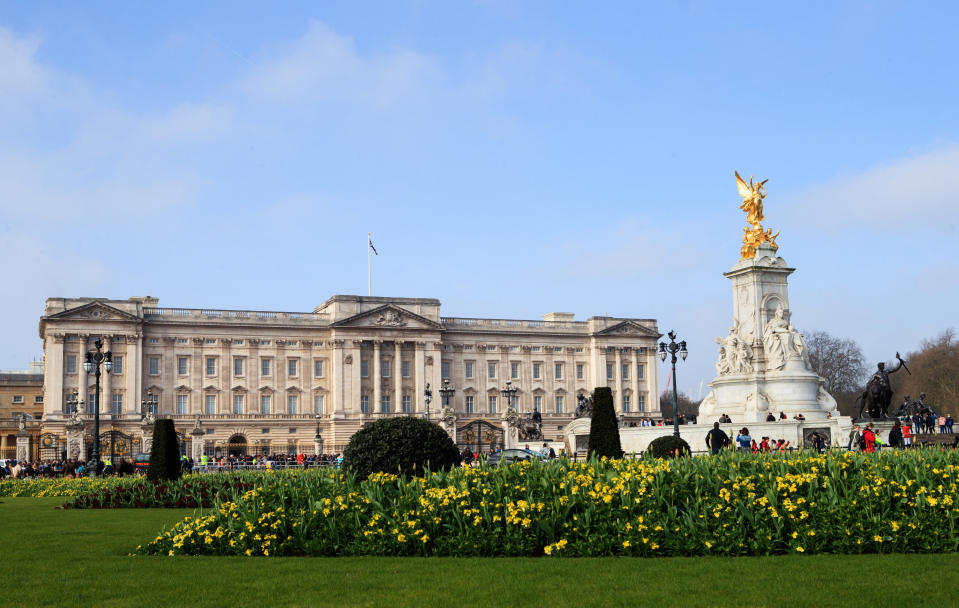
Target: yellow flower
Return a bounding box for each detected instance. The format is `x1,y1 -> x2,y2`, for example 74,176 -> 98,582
873,535 -> 883,542
704,541 -> 712,549
622,540 -> 631,548
796,546 -> 804,552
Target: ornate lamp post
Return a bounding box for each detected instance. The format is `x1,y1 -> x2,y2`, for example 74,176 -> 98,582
424,383 -> 433,422
658,331 -> 688,438
438,378 -> 455,410
314,414 -> 324,459
141,393 -> 158,418
501,380 -> 518,411
83,338 -> 113,476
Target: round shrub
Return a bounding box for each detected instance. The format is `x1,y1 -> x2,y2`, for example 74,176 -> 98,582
344,416 -> 459,480
647,435 -> 691,459
148,419 -> 182,482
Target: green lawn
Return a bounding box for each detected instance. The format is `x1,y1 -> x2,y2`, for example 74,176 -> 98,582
1,497 -> 955,607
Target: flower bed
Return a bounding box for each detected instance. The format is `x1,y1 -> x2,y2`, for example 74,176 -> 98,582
1,475 -> 255,508
137,449 -> 959,557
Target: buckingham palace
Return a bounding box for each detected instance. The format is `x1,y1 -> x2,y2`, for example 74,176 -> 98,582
36,294 -> 661,459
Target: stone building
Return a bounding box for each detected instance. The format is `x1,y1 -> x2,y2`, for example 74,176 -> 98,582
38,295 -> 661,458
0,362 -> 45,459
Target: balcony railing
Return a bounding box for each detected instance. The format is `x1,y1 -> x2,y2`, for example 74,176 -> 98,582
144,308 -> 329,324
441,317 -> 587,331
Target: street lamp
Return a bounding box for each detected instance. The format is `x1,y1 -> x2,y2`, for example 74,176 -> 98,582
438,378 -> 455,410
658,330 -> 688,438
501,380 -> 517,410
141,393 -> 158,418
83,338 -> 113,476
314,414 -> 324,458
424,383 -> 433,422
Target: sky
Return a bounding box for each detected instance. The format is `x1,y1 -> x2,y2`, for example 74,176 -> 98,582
1,1 -> 957,399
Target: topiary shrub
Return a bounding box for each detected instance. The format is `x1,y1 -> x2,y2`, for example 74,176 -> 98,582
588,387 -> 623,459
148,419 -> 182,482
344,416 -> 459,481
647,435 -> 691,459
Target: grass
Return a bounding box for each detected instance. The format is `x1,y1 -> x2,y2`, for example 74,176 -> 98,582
2,496 -> 957,607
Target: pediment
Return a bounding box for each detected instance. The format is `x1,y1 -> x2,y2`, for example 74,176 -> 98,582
596,321 -> 661,338
203,385 -> 220,392
174,384 -> 191,392
46,301 -> 140,323
330,304 -> 442,330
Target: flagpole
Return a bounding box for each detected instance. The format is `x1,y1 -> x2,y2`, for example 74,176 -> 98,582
367,232 -> 371,296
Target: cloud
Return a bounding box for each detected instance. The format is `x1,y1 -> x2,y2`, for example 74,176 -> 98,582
242,21 -> 440,107
782,145 -> 959,231
0,27 -> 48,96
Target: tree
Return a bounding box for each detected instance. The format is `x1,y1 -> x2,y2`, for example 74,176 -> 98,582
659,390 -> 700,420
148,419 -> 182,482
343,416 -> 459,480
897,329 -> 959,415
805,330 -> 867,416
587,387 -> 623,459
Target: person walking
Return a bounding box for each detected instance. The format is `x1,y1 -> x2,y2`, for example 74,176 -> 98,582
863,423 -> 877,453
888,420 -> 904,450
848,424 -> 863,452
705,422 -> 729,455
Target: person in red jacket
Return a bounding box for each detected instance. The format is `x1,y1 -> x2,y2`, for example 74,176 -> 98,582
863,423 -> 877,453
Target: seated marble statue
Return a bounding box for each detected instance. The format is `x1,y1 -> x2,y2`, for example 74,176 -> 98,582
763,306 -> 809,370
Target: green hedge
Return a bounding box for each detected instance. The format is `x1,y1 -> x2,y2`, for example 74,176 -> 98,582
588,387 -> 623,459
647,435 -> 691,458
343,416 -> 459,480
148,419 -> 182,482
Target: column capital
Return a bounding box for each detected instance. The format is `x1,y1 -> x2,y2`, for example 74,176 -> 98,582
53,333 -> 67,344
352,339 -> 365,347
414,341 -> 427,348
330,339 -> 345,347
372,340 -> 383,347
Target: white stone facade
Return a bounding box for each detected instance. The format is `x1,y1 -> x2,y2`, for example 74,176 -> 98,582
38,295 -> 661,455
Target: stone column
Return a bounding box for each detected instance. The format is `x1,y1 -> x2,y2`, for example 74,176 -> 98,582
394,342 -> 404,414
373,341 -> 382,413
414,342 -> 425,414
331,340 -> 345,418
190,428 -> 205,462
46,334 -> 66,419
614,347 -> 623,413
125,335 -> 139,415
66,422 -> 85,460
102,336 -> 112,416
16,429 -> 31,461
351,340 -> 363,415
630,348 -> 639,413
140,420 -> 154,454
431,342 -> 443,406
648,348 -> 660,414
78,335 -> 89,412
590,339 -> 603,388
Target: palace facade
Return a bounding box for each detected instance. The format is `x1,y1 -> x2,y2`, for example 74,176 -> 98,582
38,295 -> 661,458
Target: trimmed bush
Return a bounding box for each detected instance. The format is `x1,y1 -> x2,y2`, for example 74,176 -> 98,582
344,416 -> 459,480
647,435 -> 691,458
587,387 -> 623,459
148,419 -> 182,482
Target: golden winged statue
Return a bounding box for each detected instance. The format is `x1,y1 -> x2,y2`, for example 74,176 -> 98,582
735,171 -> 779,259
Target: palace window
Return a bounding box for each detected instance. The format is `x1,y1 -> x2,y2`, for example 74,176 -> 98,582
637,364 -> 645,380
402,395 -> 412,413
12,395 -> 23,404
112,355 -> 123,375
533,363 -> 541,380
465,395 -> 474,414
314,395 -> 325,414
511,362 -> 519,379
314,360 -> 324,378
288,359 -> 298,377
639,394 -> 646,411
176,395 -> 188,415
381,395 -> 391,413
487,395 -> 497,413
177,357 -> 188,376
149,357 -> 160,376
381,359 -> 390,378
622,363 -> 629,380
402,360 -> 411,378
261,358 -> 272,376
556,395 -> 564,413
233,395 -> 244,415
206,357 -> 216,376
205,395 -> 216,415
361,360 -> 369,378
623,395 -> 631,412
488,362 -> 496,379
465,362 -> 473,379
360,395 -> 370,414
576,363 -> 584,380
534,395 -> 542,411
111,394 -> 122,414
233,358 -> 244,377
555,363 -> 563,380
260,395 -> 271,415
34,395 -> 43,404
287,395 -> 298,415
442,361 -> 451,379
65,355 -> 77,374
606,363 -> 614,380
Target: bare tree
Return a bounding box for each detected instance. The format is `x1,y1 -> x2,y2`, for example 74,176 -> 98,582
898,329 -> 959,415
805,330 -> 867,416
660,390 -> 700,420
